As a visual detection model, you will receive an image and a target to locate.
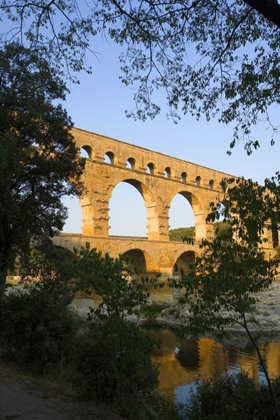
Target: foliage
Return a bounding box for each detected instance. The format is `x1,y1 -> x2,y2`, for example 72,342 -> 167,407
0,278 -> 77,374
184,371 -> 280,420
169,227 -> 195,242
181,177 -> 280,332
140,302 -> 170,320
73,243 -> 163,321
19,236 -> 77,282
0,1 -> 280,150
69,321 -> 159,406
0,42 -> 84,300
69,319 -> 181,419
214,221 -> 232,239
64,243 -> 177,418
177,175 -> 280,416
0,241 -> 178,418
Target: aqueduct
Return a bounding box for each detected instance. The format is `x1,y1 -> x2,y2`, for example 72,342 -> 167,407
53,127 -> 275,277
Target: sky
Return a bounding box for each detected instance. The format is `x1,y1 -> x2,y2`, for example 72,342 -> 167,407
61,36 -> 280,237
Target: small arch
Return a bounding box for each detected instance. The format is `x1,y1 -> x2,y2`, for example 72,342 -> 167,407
209,179 -> 214,190
164,167 -> 171,178
195,176 -> 201,186
104,151 -> 115,164
146,162 -> 155,175
181,172 -> 187,183
121,249 -> 147,274
174,251 -> 197,274
121,248 -> 160,275
126,157 -> 135,170
80,145 -> 92,159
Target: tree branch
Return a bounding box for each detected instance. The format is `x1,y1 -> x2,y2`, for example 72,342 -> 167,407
244,0 -> 280,28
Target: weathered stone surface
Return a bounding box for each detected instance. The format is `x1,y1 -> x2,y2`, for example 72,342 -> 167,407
53,127 -> 275,274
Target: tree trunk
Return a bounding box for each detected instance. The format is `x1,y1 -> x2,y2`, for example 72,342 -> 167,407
243,314 -> 280,419
0,259 -> 8,302
0,241 -> 11,302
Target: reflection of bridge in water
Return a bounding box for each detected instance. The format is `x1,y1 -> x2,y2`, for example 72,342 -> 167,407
53,127 -> 275,274
149,329 -> 280,401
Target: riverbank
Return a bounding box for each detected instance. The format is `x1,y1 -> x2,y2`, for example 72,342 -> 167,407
1,282 -> 280,420
0,361 -> 124,420
141,281 -> 280,333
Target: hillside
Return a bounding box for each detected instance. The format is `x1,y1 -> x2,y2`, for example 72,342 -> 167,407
169,221 -> 231,241
169,227 -> 195,241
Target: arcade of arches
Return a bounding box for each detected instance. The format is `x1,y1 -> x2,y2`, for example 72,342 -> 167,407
53,127 -> 275,277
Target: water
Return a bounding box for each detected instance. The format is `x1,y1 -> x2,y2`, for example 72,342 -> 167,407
147,328 -> 280,404
72,297 -> 280,404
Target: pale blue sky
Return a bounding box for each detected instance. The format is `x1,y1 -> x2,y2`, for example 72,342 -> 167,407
62,37 -> 280,236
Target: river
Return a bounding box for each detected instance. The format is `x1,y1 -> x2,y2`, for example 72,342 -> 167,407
72,296 -> 280,404
147,328 -> 280,404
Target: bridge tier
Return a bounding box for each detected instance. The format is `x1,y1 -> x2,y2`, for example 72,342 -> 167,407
56,128 -> 276,273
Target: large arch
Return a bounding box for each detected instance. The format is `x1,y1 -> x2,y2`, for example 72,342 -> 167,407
168,189 -> 213,242
109,182 -> 146,236
109,178 -> 159,240
169,193 -> 195,235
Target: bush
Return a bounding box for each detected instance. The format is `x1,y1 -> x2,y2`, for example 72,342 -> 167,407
69,319 -> 164,418
140,302 -> 169,320
0,279 -> 77,374
184,371 -> 280,420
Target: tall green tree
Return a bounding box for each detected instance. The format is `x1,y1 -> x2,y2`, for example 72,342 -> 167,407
0,42 -> 84,301
178,175 -> 280,416
0,1 -> 280,151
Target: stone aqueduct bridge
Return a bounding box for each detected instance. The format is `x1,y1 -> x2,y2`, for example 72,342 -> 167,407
53,127 -> 274,277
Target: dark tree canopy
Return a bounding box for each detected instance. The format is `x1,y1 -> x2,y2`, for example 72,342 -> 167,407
0,42 -> 85,299
0,1 -> 279,152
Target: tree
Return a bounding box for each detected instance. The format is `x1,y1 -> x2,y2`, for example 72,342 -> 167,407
72,243 -> 162,321
177,175 -> 280,417
66,244 -> 168,418
0,42 -> 85,301
0,1 -> 280,151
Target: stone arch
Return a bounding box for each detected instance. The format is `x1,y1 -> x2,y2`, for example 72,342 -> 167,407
146,162 -> 155,175
110,178 -> 159,240
126,157 -> 136,169
168,189 -> 209,242
164,167 -> 171,179
209,179 -> 214,190
181,172 -> 187,183
120,248 -> 160,274
174,250 -> 197,274
195,176 -> 201,186
80,145 -> 93,159
104,151 -> 115,164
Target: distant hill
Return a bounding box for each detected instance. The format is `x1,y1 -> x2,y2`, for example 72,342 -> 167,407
169,227 -> 195,241
169,221 -> 231,242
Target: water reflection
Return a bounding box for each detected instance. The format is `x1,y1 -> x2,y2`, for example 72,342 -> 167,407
72,297 -> 280,404
148,329 -> 280,403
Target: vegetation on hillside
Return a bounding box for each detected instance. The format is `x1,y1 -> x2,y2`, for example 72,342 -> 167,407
169,227 -> 195,241
169,221 -> 231,242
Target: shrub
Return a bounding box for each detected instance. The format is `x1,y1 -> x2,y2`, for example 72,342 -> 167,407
140,302 -> 169,320
69,319 -> 162,418
184,371 -> 280,420
0,278 -> 77,374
